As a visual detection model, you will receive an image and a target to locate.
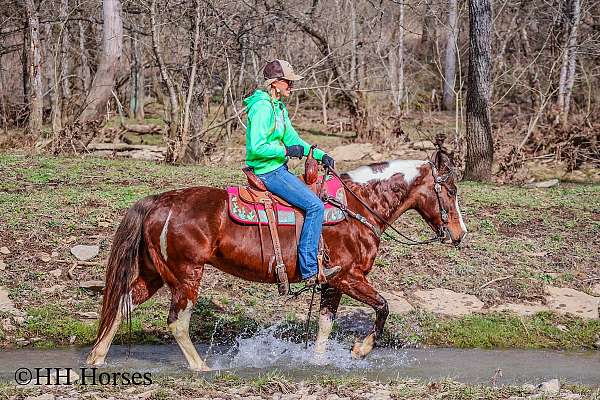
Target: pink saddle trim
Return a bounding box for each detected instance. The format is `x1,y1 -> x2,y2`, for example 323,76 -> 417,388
226,175 -> 346,226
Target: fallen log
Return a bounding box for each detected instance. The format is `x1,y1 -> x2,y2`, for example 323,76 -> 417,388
120,122 -> 163,134
86,142 -> 166,152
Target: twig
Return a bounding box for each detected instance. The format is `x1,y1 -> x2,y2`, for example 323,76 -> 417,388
479,275 -> 513,290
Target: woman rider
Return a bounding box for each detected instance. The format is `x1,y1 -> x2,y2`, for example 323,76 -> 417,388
243,59 -> 341,285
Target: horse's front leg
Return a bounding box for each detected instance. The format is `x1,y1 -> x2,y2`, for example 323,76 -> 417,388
333,271 -> 389,358
314,285 -> 342,355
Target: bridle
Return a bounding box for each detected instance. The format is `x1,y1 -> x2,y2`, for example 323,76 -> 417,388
323,160 -> 455,246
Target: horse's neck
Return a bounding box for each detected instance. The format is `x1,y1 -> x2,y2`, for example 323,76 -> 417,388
342,178 -> 415,229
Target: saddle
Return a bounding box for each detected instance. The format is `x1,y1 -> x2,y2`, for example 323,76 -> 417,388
226,148 -> 346,295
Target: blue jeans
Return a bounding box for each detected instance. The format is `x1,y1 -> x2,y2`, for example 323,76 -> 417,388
257,164 -> 324,279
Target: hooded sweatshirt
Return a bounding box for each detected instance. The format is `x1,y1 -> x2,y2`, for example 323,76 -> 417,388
243,89 -> 325,175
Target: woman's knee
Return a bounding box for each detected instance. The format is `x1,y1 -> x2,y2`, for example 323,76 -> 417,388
306,198 -> 324,215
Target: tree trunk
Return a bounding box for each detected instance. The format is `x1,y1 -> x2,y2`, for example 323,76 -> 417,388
421,1 -> 437,61
129,30 -> 145,121
78,20 -> 91,92
557,0 -> 581,124
60,0 -> 71,100
464,0 -> 494,181
393,0 -> 405,114
78,0 -> 123,122
442,0 -> 458,111
349,0 -> 358,87
24,0 -> 43,135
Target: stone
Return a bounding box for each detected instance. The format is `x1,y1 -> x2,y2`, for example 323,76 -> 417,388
2,318 -> 15,332
544,286 -> 599,319
489,302 -> 550,316
51,251 -> 59,257
591,283 -> 600,297
41,285 -> 65,295
0,246 -> 10,254
556,324 -> 568,332
70,244 -> 99,261
98,221 -> 111,228
410,140 -> 435,150
521,384 -> 536,393
380,291 -> 414,315
48,268 -> 62,278
76,311 -> 99,319
25,394 -> 55,400
39,253 -> 52,262
79,280 -> 105,293
330,143 -> 375,161
536,378 -> 560,395
0,287 -> 24,316
0,259 -> 5,270
411,288 -> 484,316
525,179 -> 560,189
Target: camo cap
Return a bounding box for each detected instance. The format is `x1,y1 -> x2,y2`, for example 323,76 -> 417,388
263,59 -> 303,87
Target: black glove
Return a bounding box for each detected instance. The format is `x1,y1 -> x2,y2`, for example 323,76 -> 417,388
322,154 -> 335,169
285,145 -> 305,159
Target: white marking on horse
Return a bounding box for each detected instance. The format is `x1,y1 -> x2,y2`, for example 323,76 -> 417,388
346,160 -> 427,184
455,197 -> 467,233
160,209 -> 172,261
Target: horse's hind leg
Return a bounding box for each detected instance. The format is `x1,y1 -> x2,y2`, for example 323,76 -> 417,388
314,285 -> 342,355
87,271 -> 163,365
167,265 -> 209,372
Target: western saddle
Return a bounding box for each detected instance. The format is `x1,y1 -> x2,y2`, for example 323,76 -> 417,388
241,147 -> 327,295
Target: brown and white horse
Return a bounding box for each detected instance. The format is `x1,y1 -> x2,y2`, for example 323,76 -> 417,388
86,150 -> 467,371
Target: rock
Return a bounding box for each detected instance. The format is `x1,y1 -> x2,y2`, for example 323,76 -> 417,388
2,318 -> 15,332
525,179 -> 560,189
380,291 -> 414,315
411,288 -> 484,316
536,378 -> 560,395
489,302 -> 550,316
79,280 -> 105,293
16,338 -> 30,346
41,285 -> 65,295
556,324 -> 568,332
410,140 -> 435,151
48,268 -> 62,278
69,335 -> 76,344
521,384 -> 536,393
70,244 -> 99,261
330,143 -> 375,161
39,252 -> 52,262
51,251 -> 59,257
76,311 -> 99,319
0,259 -> 5,270
0,287 -> 24,316
25,394 -> 55,400
0,246 -> 10,254
98,221 -> 111,228
591,283 -> 600,296
544,286 -> 599,319
560,393 -> 582,400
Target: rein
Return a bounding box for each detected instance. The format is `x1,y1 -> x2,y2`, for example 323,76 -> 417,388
324,162 -> 450,246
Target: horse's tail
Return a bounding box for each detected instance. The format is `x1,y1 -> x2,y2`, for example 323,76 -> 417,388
94,195 -> 157,346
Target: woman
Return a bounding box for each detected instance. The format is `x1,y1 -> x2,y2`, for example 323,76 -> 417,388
243,59 -> 340,285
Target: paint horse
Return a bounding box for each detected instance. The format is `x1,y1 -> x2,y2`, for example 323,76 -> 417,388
86,149 -> 467,371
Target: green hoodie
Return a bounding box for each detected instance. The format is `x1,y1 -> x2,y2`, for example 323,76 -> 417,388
243,89 -> 325,175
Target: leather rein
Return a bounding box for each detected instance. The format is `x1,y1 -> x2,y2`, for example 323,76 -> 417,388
322,161 -> 453,246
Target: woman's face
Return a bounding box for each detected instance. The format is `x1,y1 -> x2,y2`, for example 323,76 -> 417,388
272,79 -> 293,97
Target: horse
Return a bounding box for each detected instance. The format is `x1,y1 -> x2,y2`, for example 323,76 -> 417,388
86,148 -> 467,371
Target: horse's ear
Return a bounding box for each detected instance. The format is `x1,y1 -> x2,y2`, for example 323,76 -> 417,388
431,133 -> 454,173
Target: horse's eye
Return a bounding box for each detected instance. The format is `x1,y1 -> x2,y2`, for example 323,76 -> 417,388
447,187 -> 456,196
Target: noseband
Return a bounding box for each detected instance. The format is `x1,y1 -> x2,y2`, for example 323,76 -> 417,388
325,162 -> 454,246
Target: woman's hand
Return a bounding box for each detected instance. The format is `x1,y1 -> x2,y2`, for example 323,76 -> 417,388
285,145 -> 305,159
321,154 -> 335,169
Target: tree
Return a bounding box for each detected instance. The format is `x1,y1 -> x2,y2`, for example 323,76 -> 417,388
24,0 -> 43,134
464,0 -> 493,181
557,0 -> 581,124
78,0 -> 122,122
442,0 -> 458,111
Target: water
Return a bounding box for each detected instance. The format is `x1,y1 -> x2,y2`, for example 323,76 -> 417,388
1,325 -> 599,386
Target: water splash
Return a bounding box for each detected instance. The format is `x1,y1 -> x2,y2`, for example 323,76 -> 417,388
212,323 -> 413,371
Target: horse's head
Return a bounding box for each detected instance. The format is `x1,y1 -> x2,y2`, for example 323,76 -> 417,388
411,149 -> 467,246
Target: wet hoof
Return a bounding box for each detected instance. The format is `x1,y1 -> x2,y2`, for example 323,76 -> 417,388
351,342 -> 367,359
189,365 -> 211,372
85,353 -> 106,367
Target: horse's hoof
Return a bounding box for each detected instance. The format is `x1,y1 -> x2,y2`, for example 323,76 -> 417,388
351,342 -> 365,359
189,365 -> 212,372
86,354 -> 106,367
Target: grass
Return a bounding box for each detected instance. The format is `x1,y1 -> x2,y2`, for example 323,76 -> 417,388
1,373 -> 598,399
1,151 -> 599,351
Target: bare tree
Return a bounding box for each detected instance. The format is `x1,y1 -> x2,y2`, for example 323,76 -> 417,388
129,30 -> 144,121
442,0 -> 458,111
24,0 -> 43,134
78,0 -> 123,122
464,0 -> 493,181
557,0 -> 581,124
